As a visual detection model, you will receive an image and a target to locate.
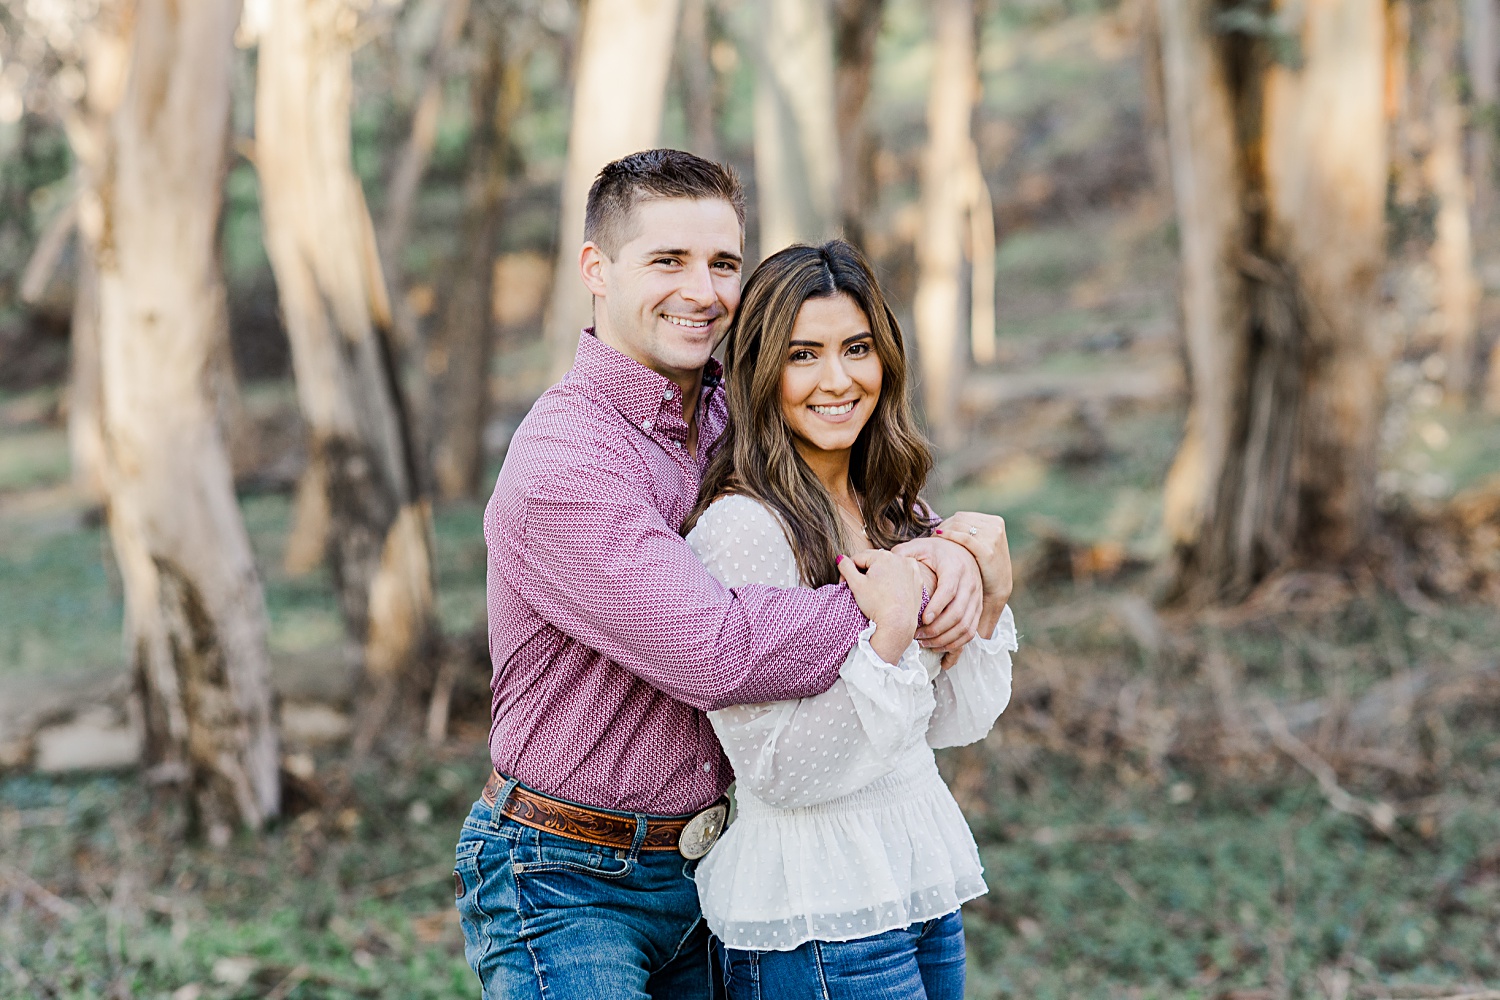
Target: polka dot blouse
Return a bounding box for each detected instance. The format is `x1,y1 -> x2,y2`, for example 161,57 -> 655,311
686,494 -> 1019,952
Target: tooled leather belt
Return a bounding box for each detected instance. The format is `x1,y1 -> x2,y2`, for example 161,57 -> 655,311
481,769 -> 728,859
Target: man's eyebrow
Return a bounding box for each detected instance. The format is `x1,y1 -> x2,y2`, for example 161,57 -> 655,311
640,247 -> 743,264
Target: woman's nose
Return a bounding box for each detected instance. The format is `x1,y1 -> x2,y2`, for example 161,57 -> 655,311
820,357 -> 853,392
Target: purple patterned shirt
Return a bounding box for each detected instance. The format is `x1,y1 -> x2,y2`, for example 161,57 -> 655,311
483,331 -> 869,815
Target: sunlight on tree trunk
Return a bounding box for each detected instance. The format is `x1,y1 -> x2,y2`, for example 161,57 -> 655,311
60,15 -> 131,505
97,0 -> 279,839
833,0 -> 886,250
914,0 -> 979,447
430,11 -> 514,501
253,0 -> 439,751
544,0 -> 682,379
750,0 -> 841,254
1158,0 -> 1389,603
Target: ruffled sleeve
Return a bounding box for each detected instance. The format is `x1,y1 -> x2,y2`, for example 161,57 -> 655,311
925,604 -> 1017,749
687,495 -> 936,809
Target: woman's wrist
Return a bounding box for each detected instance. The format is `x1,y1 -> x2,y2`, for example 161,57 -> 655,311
868,617 -> 917,664
977,600 -> 1006,639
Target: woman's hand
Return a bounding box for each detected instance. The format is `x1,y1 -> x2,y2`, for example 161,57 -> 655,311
933,512 -> 1012,637
837,550 -> 925,665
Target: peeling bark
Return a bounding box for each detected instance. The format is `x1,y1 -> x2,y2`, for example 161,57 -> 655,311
253,0 -> 440,743
97,0 -> 279,836
1158,0 -> 1389,602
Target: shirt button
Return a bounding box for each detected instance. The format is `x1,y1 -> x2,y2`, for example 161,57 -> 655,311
663,387 -> 675,400
702,761 -> 712,773
641,419 -> 653,432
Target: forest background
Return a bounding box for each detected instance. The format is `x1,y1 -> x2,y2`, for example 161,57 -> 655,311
3,0 -> 1500,997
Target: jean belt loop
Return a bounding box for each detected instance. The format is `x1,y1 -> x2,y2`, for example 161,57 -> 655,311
489,776 -> 519,831
627,813 -> 648,860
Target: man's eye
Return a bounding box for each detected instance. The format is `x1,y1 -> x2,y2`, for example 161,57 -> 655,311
655,257 -> 680,266
714,260 -> 740,272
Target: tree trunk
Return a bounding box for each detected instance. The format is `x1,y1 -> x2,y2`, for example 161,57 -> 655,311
63,14 -> 133,505
543,0 -> 683,379
254,0 -> 439,750
913,0 -> 979,447
1466,0 -> 1499,229
751,0 -> 841,255
677,0 -> 720,160
97,0 -> 279,839
429,11 -> 513,501
1417,0 -> 1479,397
832,0 -> 886,249
1158,0 -> 1389,603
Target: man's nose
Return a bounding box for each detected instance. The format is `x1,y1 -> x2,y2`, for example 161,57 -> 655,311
679,262 -> 716,305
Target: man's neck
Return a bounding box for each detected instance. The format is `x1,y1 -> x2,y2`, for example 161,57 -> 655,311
591,322 -> 705,448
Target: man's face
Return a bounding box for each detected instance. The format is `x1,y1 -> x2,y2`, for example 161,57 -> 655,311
582,197 -> 743,383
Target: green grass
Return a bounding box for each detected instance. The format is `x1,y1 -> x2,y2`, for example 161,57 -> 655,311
4,693 -> 1498,999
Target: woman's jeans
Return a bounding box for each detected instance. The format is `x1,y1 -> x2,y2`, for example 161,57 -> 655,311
719,909 -> 965,1000
453,795 -> 718,999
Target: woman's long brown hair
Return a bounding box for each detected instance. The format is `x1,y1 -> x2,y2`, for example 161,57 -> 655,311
684,240 -> 935,586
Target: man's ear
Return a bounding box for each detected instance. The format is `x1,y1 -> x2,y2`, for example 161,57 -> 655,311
579,242 -> 609,299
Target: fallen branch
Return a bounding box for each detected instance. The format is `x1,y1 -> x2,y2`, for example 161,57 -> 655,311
19,194 -> 79,305
1253,698 -> 1398,835
0,864 -> 81,921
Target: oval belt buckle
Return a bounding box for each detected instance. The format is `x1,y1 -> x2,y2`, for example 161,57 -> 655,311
677,803 -> 728,860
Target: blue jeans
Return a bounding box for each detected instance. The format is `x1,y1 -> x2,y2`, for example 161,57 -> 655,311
453,790 -> 718,999
719,910 -> 965,1000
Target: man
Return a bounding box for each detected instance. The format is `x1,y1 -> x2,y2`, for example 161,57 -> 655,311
456,149 -> 983,998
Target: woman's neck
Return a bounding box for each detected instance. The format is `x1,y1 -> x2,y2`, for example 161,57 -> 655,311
796,442 -> 855,506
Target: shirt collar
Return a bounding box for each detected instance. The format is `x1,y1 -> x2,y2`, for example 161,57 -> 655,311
568,329 -> 723,439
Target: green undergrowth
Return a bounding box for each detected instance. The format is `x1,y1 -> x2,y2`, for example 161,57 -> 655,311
4,704 -> 1498,999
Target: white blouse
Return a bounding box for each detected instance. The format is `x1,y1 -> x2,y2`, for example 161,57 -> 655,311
685,494 -> 1017,952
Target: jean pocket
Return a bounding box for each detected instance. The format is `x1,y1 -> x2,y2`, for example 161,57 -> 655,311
511,836 -> 632,879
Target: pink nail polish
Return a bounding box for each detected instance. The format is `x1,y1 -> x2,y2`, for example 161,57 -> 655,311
835,555 -> 843,564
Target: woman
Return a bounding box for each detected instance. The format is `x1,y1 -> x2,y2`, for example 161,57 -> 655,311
683,240 -> 1016,998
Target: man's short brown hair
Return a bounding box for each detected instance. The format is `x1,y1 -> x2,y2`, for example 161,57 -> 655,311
583,149 -> 746,257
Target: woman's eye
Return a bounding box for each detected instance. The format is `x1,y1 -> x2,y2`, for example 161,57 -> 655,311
790,350 -> 814,362
847,343 -> 870,357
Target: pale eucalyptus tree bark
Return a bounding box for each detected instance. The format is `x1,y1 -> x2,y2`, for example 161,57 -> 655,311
833,0 -> 886,249
544,0 -> 683,379
61,11 -> 132,505
97,0 -> 279,838
1158,0 -> 1389,602
750,0 -> 841,254
913,0 -> 979,446
253,0 -> 439,750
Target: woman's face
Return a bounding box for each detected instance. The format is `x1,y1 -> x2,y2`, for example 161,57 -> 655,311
778,293 -> 883,462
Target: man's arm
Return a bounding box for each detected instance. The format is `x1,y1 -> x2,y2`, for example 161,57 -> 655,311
498,461 -> 868,712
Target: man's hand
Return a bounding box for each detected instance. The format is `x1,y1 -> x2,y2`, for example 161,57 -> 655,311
890,536 -> 982,654
933,512 -> 1012,637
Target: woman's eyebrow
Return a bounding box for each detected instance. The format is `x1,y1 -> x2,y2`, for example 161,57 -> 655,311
842,332 -> 873,346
